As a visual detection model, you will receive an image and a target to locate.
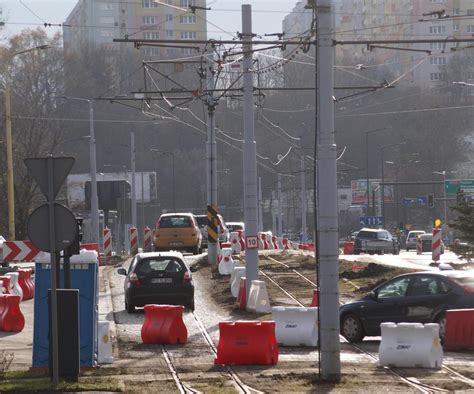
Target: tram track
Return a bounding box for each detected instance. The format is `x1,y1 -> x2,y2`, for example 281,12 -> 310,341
241,254 -> 474,393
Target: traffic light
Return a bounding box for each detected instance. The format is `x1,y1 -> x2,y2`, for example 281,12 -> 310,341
427,194 -> 434,208
66,217 -> 83,256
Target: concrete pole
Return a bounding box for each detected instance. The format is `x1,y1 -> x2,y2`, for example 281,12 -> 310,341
131,130 -> 137,228
381,147 -> 385,224
242,4 -> 259,298
277,173 -> 282,237
258,176 -> 263,232
301,156 -> 307,242
89,101 -> 100,245
5,84 -> 15,240
316,0 -> 341,380
206,57 -> 218,265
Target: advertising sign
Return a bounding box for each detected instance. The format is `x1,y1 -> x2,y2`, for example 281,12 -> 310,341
351,179 -> 394,204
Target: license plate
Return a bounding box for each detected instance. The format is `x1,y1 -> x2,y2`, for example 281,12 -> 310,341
151,278 -> 173,284
169,241 -> 183,246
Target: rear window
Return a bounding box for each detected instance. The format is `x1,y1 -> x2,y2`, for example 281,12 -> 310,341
357,231 -> 378,239
195,216 -> 207,228
451,275 -> 474,291
159,216 -> 194,228
228,224 -> 244,232
136,258 -> 184,276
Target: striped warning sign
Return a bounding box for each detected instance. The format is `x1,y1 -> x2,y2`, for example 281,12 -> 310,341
207,204 -> 218,243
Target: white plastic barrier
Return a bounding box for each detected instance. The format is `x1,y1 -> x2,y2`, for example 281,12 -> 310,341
5,272 -> 23,301
266,232 -> 274,250
247,280 -> 271,313
272,306 -> 319,347
229,232 -> 241,254
230,267 -> 246,298
0,279 -> 4,295
379,322 -> 443,369
218,248 -> 235,275
97,321 -> 114,364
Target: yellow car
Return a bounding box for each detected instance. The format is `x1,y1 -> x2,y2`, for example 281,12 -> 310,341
154,213 -> 202,255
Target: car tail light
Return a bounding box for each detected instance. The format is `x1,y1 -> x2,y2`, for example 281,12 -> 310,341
130,272 -> 140,287
183,271 -> 192,284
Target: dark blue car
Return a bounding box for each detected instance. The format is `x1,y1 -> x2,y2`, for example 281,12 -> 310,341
340,269 -> 474,342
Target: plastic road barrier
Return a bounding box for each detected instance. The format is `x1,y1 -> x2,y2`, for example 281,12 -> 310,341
343,241 -> 354,255
98,321 -> 114,364
272,306 -> 319,347
229,232 -> 241,254
0,294 -> 25,332
310,289 -> 319,307
237,277 -> 247,310
230,267 -> 246,298
103,227 -> 112,257
129,226 -> 138,255
214,321 -> 278,365
247,280 -> 271,313
0,279 -> 4,295
141,304 -> 187,344
16,269 -> 32,300
282,238 -> 290,250
444,309 -> 474,351
218,248 -> 235,275
432,227 -> 442,262
379,322 -> 443,368
237,230 -> 245,251
22,269 -> 35,299
143,227 -> 152,252
271,235 -> 279,250
416,236 -> 422,255
5,272 -> 23,301
0,276 -> 12,295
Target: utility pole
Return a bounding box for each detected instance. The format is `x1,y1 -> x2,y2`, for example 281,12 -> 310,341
301,156 -> 307,242
206,55 -> 218,266
258,176 -> 263,232
131,130 -> 137,229
316,0 -> 341,381
242,4 -> 259,298
277,173 -> 282,237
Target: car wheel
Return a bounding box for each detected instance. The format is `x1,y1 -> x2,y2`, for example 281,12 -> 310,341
341,313 -> 365,343
436,313 -> 446,342
125,298 -> 135,314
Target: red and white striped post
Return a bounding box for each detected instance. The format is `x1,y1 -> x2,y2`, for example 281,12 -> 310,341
432,227 -> 442,262
129,226 -> 138,255
143,227 -> 152,252
103,227 -> 112,257
416,235 -> 422,255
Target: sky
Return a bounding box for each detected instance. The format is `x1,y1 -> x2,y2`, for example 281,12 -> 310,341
1,0 -> 296,43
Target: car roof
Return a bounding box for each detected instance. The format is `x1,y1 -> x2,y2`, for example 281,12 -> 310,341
419,233 -> 433,239
227,221 -> 244,226
358,228 -> 386,232
396,269 -> 474,280
136,251 -> 185,260
408,230 -> 425,234
159,212 -> 195,218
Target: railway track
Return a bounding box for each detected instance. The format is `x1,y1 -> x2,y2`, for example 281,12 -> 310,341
253,254 -> 474,393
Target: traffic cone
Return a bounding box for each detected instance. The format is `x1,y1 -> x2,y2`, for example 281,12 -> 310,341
352,261 -> 359,272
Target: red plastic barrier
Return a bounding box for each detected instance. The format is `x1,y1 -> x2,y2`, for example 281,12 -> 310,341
237,277 -> 247,310
0,276 -> 12,295
343,241 -> 354,255
261,233 -> 269,250
141,304 -> 187,344
16,270 -> 31,300
0,294 -> 25,332
237,230 -> 245,251
282,238 -> 290,250
221,242 -> 231,249
310,289 -> 319,307
214,321 -> 278,365
26,269 -> 35,298
444,309 -> 474,351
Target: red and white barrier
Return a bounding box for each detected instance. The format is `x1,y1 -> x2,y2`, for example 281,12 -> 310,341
141,305 -> 187,344
247,280 -> 271,313
3,240 -> 40,262
230,267 -> 246,298
103,227 -> 112,257
129,227 -> 138,255
0,294 -> 25,332
229,232 -> 241,254
143,227 -> 152,253
444,309 -> 474,351
432,228 -> 442,261
5,272 -> 23,301
218,248 -> 235,275
0,277 -> 12,295
416,236 -> 422,255
271,236 -> 279,250
237,230 -> 246,251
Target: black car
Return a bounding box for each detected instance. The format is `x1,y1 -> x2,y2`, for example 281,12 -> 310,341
118,251 -> 195,313
353,228 -> 399,255
340,269 -> 474,343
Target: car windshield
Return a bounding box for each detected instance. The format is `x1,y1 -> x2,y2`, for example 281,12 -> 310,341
228,224 -> 243,231
195,216 -> 207,228
159,216 -> 193,228
357,231 -> 378,239
136,258 -> 184,276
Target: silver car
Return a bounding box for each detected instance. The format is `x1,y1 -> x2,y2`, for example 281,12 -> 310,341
406,230 -> 426,251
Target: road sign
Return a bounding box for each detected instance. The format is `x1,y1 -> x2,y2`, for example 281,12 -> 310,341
24,157 -> 75,199
403,198 -> 416,206
27,203 -> 78,252
3,240 -> 40,262
445,179 -> 474,195
416,196 -> 427,205
359,216 -> 383,226
246,236 -> 259,249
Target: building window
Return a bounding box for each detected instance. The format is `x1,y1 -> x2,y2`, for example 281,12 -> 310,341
100,30 -> 115,37
430,72 -> 444,81
180,0 -> 196,6
166,14 -> 173,22
144,47 -> 160,56
468,25 -> 474,33
99,16 -> 115,24
453,8 -> 460,15
181,47 -> 195,55
429,26 -> 445,34
180,15 -> 196,24
430,57 -> 446,65
142,0 -> 158,8
430,42 -> 443,50
144,31 -> 159,40
166,30 -> 173,38
467,9 -> 474,16
180,31 -> 196,39
143,16 -> 156,25
99,4 -> 113,10
468,71 -> 474,80
453,23 -> 459,32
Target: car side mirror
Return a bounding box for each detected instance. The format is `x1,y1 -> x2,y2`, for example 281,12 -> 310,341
189,265 -> 198,273
368,291 -> 377,300
117,268 -> 127,276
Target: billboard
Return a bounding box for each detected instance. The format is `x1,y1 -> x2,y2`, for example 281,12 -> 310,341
351,179 -> 394,204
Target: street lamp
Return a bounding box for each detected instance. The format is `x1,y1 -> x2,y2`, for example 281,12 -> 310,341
3,44 -> 50,240
54,96 -> 99,244
150,149 -> 176,212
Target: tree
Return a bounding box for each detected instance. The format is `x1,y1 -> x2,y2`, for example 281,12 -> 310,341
449,190 -> 474,262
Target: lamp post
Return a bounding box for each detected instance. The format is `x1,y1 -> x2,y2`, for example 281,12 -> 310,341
4,45 -> 49,240
433,170 -> 455,241
150,149 -> 176,212
364,128 -> 387,216
55,96 -> 99,244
